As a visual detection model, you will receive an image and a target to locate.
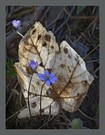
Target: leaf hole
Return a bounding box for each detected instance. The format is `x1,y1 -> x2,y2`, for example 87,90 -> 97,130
32,29 -> 36,35
38,35 -> 41,40
31,102 -> 37,108
42,42 -> 47,47
51,46 -> 54,49
44,34 -> 51,42
64,48 -> 68,54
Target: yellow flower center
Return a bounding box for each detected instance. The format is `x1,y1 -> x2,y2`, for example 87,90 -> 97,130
46,75 -> 50,79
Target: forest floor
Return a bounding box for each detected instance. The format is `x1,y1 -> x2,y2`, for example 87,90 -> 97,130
6,6 -> 99,129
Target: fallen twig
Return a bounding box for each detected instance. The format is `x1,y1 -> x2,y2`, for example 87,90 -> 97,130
83,45 -> 99,60
6,106 -> 26,121
78,108 -> 97,121
77,17 -> 99,42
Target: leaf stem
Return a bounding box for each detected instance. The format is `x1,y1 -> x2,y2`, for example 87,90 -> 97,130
17,30 -> 24,38
28,74 -> 33,119
40,83 -> 45,116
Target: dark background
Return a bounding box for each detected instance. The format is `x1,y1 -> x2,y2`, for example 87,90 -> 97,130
6,6 -> 99,129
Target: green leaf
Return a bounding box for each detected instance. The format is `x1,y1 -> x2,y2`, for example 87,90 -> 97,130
6,58 -> 16,77
77,6 -> 86,15
71,118 -> 83,129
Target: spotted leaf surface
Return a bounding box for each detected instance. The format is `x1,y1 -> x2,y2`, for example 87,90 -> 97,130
14,22 -> 94,118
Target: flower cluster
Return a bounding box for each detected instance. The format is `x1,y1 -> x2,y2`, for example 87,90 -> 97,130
28,60 -> 57,86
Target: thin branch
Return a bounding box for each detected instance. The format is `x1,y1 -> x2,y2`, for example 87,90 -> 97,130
83,45 -> 99,60
40,7 -> 51,22
6,82 -> 19,107
78,108 -> 97,121
64,8 -> 98,20
86,59 -> 99,63
38,116 -> 55,129
47,7 -> 64,28
54,6 -> 75,34
6,106 -> 26,121
77,17 -> 99,42
94,67 -> 99,74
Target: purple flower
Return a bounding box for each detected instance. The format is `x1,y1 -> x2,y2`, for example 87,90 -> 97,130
28,60 -> 38,71
12,20 -> 21,29
38,70 -> 57,86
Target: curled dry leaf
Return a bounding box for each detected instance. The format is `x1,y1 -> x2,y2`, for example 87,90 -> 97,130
14,22 -> 94,118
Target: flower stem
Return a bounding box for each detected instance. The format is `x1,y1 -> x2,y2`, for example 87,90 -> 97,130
28,74 -> 33,119
17,31 -> 24,38
40,83 -> 45,116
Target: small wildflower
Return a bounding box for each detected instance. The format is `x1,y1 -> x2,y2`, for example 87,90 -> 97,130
12,20 -> 21,29
28,60 -> 38,71
38,70 -> 57,86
